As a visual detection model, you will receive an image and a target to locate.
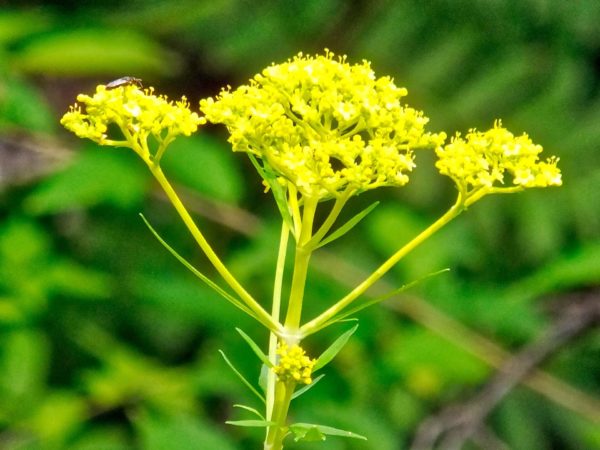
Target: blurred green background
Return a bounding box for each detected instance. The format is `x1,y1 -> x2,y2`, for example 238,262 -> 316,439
1,1 -> 599,449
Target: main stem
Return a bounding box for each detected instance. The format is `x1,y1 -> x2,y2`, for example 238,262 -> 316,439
283,196 -> 319,333
265,197 -> 319,450
264,381 -> 295,450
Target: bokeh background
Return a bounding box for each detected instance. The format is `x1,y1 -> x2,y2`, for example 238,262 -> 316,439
1,1 -> 599,449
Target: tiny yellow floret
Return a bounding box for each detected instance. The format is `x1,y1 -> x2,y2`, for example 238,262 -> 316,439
273,342 -> 316,385
435,121 -> 562,192
61,84 -> 205,160
200,50 -> 445,200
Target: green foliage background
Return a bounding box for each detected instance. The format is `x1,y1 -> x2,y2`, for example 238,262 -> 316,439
1,1 -> 599,449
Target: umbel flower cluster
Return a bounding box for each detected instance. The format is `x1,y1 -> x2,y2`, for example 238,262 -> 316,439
273,342 -> 316,385
436,120 -> 562,191
200,50 -> 446,200
61,84 -> 204,161
61,51 -> 562,199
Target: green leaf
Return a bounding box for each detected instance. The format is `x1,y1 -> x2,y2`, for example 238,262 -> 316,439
225,420 -> 275,428
161,135 -> 244,203
313,324 -> 359,372
25,148 -> 149,214
259,363 -> 269,394
0,10 -> 50,45
248,154 -> 294,233
140,214 -> 257,320
315,269 -> 449,332
0,330 -> 49,418
291,374 -> 324,400
232,404 -> 265,420
218,350 -> 265,403
289,423 -> 367,442
317,201 -> 379,249
0,77 -> 56,132
135,411 -> 237,450
12,28 -> 181,76
236,328 -> 272,367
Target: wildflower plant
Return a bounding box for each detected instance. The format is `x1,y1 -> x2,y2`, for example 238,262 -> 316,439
61,50 -> 562,449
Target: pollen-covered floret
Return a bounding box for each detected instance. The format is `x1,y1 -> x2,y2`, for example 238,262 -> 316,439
273,342 -> 316,385
200,50 -> 445,200
61,84 -> 204,157
435,121 -> 562,191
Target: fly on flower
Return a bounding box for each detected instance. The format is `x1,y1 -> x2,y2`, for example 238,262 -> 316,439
105,76 -> 143,90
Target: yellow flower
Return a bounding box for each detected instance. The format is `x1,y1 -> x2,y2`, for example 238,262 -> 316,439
273,342 -> 316,385
435,121 -> 562,193
200,50 -> 445,200
61,84 -> 204,160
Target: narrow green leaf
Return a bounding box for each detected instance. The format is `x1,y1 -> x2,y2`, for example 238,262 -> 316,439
236,328 -> 272,368
291,374 -> 325,400
316,202 -> 379,249
232,404 -> 265,421
218,350 -> 265,403
248,154 -> 293,232
313,324 -> 359,372
259,363 -> 269,394
315,269 -> 450,333
226,420 -> 275,428
140,214 -> 257,319
289,423 -> 367,442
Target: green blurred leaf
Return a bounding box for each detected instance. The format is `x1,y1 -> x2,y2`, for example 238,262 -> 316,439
0,330 -> 50,421
0,217 -> 51,269
498,394 -> 549,450
11,28 -> 181,76
79,326 -> 195,413
46,259 -> 112,299
24,391 -> 87,447
161,134 -> 244,204
128,270 -> 240,330
511,240 -> 600,298
0,218 -> 53,318
25,147 -> 149,214
0,10 -> 51,45
67,426 -> 130,450
135,411 -> 237,450
384,328 -> 489,396
0,77 -> 56,132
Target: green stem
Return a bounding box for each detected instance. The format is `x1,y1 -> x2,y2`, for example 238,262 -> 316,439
266,223 -> 290,423
283,196 -> 319,333
307,189 -> 352,248
264,381 -> 295,450
146,162 -> 282,334
300,196 -> 466,337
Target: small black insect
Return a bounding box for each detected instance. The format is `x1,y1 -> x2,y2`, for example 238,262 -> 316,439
105,76 -> 143,89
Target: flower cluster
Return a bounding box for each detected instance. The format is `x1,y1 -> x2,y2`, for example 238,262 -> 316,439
200,50 -> 445,200
61,84 -> 204,159
273,342 -> 316,385
435,121 -> 562,192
